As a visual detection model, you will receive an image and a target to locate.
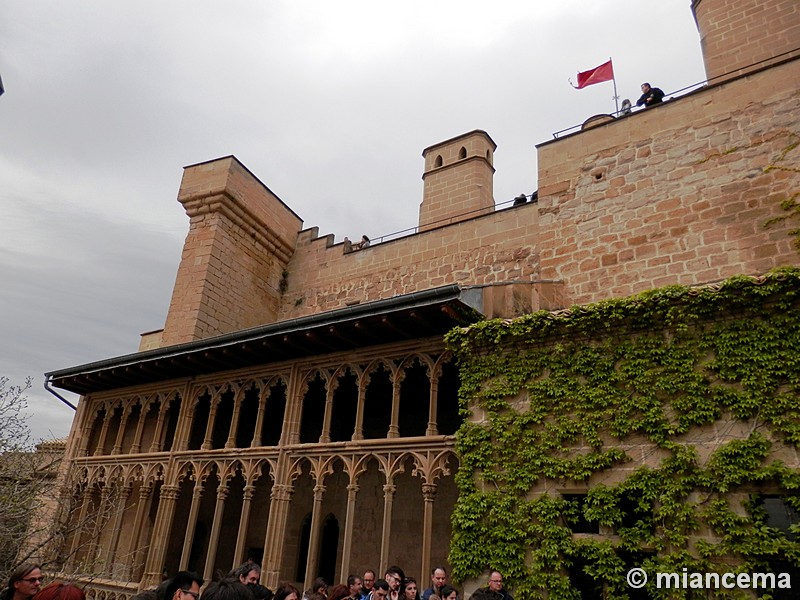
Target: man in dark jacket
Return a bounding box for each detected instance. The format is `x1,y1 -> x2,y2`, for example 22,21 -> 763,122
479,571 -> 512,600
636,83 -> 664,107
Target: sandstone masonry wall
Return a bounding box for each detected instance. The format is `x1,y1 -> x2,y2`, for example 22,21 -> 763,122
162,157 -> 303,345
536,60 -> 800,307
278,202 -> 541,320
692,0 -> 800,82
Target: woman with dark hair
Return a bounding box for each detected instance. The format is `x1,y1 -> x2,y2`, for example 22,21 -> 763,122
273,584 -> 300,600
2,564 -> 43,600
304,577 -> 327,600
29,582 -> 84,600
401,578 -> 419,600
325,585 -> 349,600
436,586 -> 457,600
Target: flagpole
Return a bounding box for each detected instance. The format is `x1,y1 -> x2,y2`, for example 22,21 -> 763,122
611,57 -> 619,115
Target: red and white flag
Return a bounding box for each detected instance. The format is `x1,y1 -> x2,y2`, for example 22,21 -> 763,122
573,60 -> 614,89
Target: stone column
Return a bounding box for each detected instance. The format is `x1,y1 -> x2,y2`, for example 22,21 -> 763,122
104,483 -> 132,575
303,484 -> 327,590
149,398 -> 171,452
353,383 -> 366,441
203,483 -> 231,581
122,482 -> 153,582
129,401 -> 149,454
338,483 -> 360,583
65,486 -> 91,572
420,483 -> 437,582
85,485 -> 112,571
180,479 -> 206,570
283,367 -> 304,445
232,485 -> 257,569
141,484 -> 181,589
93,406 -> 113,456
261,483 -> 295,589
225,389 -> 244,449
388,373 -> 402,438
379,484 -> 397,574
175,388 -> 198,452
111,403 -> 132,455
319,385 -> 335,443
201,399 -> 220,450
426,370 -> 440,436
251,388 -> 268,447
78,412 -> 97,456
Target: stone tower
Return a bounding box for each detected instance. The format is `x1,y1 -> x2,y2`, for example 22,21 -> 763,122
418,130 -> 497,232
161,156 -> 303,346
692,0 -> 800,82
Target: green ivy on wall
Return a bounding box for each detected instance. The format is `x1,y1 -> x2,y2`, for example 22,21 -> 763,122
446,267 -> 800,599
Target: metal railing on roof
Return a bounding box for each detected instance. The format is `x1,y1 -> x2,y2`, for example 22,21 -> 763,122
367,192 -> 538,245
551,46 -> 800,139
360,47 -> 800,246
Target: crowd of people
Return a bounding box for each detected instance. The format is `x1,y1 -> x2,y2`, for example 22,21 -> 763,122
1,563 -> 512,600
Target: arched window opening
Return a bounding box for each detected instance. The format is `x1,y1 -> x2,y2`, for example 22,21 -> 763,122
363,364 -> 392,439
318,514 -> 340,585
188,391 -> 211,450
161,393 -> 181,451
261,380 -> 287,446
102,405 -> 123,455
295,513 -> 312,582
236,383 -> 260,448
211,387 -> 235,449
434,155 -> 443,168
300,373 -> 327,443
120,402 -> 141,453
139,399 -> 160,452
398,358 -> 430,437
458,146 -> 467,159
86,407 -> 106,456
331,369 -> 358,442
436,361 -> 461,435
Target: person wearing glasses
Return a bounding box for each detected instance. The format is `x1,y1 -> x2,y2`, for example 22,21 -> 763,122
2,564 -> 43,600
359,570 -> 376,600
481,571 -> 511,600
383,567 -> 404,600
161,571 -> 204,600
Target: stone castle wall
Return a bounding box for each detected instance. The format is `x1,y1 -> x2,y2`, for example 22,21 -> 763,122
536,59 -> 800,307
162,157 -> 303,346
692,0 -> 800,82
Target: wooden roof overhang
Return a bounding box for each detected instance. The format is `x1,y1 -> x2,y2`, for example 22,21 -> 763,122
46,285 -> 485,395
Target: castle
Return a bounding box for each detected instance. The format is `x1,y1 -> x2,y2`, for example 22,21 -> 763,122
44,0 -> 799,597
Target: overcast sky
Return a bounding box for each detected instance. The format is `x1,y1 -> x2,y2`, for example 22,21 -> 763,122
1,0 -> 707,443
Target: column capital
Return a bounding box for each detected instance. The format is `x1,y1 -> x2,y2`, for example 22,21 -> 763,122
160,485 -> 181,501
422,483 -> 438,501
271,483 -> 295,502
